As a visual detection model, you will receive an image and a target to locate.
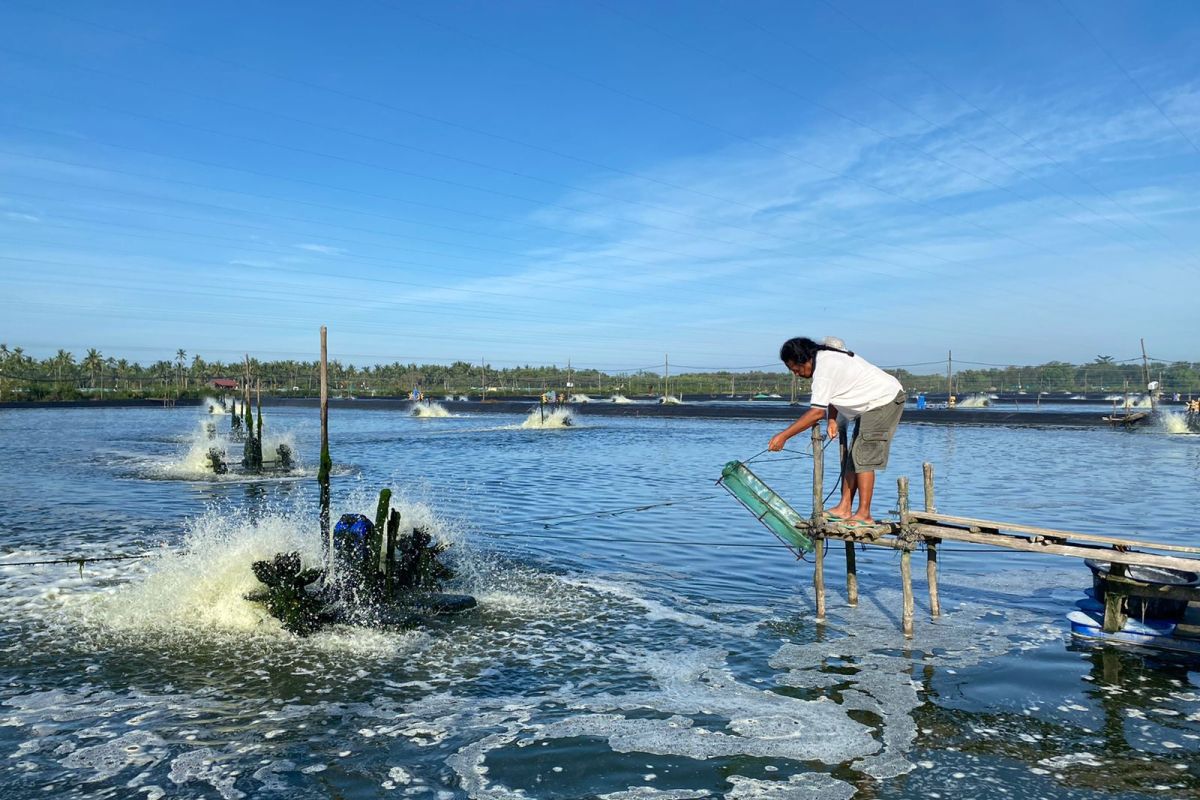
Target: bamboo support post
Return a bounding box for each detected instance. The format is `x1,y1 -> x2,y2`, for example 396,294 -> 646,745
811,425 -> 825,622
252,379 -> 263,468
898,476 -> 914,638
839,427 -> 857,606
385,508 -> 401,596
923,462 -> 940,618
372,488 -> 392,573
318,327 -> 332,562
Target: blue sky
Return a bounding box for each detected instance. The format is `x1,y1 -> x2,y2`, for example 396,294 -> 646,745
1,0 -> 1197,372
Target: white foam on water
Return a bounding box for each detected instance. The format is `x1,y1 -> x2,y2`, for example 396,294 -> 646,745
59,729 -> 168,783
659,395 -> 683,405
766,584 -> 1065,779
562,576 -> 761,638
517,408 -> 574,429
168,747 -> 245,799
726,773 -> 855,800
569,394 -> 592,404
598,789 -> 709,800
610,394 -> 633,404
411,402 -> 452,418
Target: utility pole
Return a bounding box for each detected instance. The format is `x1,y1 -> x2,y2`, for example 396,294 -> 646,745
1141,338 -> 1156,412
479,356 -> 485,399
946,350 -> 955,407
664,353 -> 670,399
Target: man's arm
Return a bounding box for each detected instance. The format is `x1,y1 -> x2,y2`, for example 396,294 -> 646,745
768,406 -> 826,451
826,406 -> 839,440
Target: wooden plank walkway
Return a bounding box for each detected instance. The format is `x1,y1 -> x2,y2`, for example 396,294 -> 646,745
792,427 -> 1200,639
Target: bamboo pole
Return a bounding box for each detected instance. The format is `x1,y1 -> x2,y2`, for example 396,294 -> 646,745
372,488 -> 392,573
923,462 -> 940,618
318,327 -> 332,562
908,524 -> 1200,572
386,508 -> 400,596
254,378 -> 264,468
811,425 -> 825,622
839,427 -> 857,607
898,476 -> 914,638
907,511 -> 1200,555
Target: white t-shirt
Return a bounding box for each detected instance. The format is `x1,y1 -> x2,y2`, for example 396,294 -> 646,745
810,350 -> 903,419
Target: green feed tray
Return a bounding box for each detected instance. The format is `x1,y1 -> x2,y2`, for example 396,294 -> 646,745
719,461 -> 814,554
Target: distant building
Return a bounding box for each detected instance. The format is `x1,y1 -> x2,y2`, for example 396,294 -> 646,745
208,378 -> 238,390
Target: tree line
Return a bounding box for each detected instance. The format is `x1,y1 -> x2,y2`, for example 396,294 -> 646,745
1,344 -> 1196,401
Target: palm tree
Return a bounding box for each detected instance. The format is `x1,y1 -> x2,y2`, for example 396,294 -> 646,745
190,354 -> 206,389
53,349 -> 74,396
175,349 -> 187,394
83,349 -> 103,391
105,357 -> 117,394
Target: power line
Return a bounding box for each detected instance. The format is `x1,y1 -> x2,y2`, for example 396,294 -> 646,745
0,46 -> 999,274
718,0 -> 1184,255
388,0 -> 1175,278
819,0 -> 1200,267
594,0 -> 1179,268
1055,0 -> 1200,156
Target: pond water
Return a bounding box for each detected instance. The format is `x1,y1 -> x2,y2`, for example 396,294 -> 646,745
1,405 -> 1198,799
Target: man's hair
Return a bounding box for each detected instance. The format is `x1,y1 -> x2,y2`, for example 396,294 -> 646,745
779,337 -> 854,365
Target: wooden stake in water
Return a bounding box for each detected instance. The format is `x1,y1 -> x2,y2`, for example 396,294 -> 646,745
372,488 -> 392,573
318,327 -> 332,561
898,476 -> 914,638
923,462 -> 941,618
839,427 -> 857,607
385,508 -> 401,596
811,425 -> 825,622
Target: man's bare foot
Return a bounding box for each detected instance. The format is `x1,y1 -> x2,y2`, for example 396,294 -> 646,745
847,513 -> 876,524
825,506 -> 852,519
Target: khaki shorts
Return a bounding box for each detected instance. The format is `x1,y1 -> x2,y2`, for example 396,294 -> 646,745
848,391 -> 905,472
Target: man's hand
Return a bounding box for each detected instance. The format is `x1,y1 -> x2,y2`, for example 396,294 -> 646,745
768,431 -> 790,451
827,418 -> 838,440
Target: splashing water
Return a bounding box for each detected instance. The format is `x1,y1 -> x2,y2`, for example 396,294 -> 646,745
72,509 -> 317,636
202,396 -> 229,415
1159,411 -> 1195,434
64,493 -> 470,643
151,420 -> 230,478
147,422 -> 305,481
957,394 -> 990,408
610,394 -> 633,404
568,393 -> 592,404
659,394 -> 683,405
518,407 -> 574,428
411,401 -> 452,418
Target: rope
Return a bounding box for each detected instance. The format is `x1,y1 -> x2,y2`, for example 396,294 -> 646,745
0,553 -> 149,578
499,494 -> 724,528
480,530 -> 793,548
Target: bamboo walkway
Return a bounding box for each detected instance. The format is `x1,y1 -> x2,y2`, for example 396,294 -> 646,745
796,427 -> 1200,638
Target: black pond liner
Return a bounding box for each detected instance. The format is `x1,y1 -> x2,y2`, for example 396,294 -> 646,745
1086,558 -> 1200,622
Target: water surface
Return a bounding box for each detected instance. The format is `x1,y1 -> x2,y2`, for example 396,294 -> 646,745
1,406 -> 1198,799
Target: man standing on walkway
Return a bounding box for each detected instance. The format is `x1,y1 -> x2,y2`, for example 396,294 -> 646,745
767,337 -> 905,527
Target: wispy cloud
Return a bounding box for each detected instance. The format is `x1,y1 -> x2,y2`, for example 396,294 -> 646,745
295,243 -> 344,256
